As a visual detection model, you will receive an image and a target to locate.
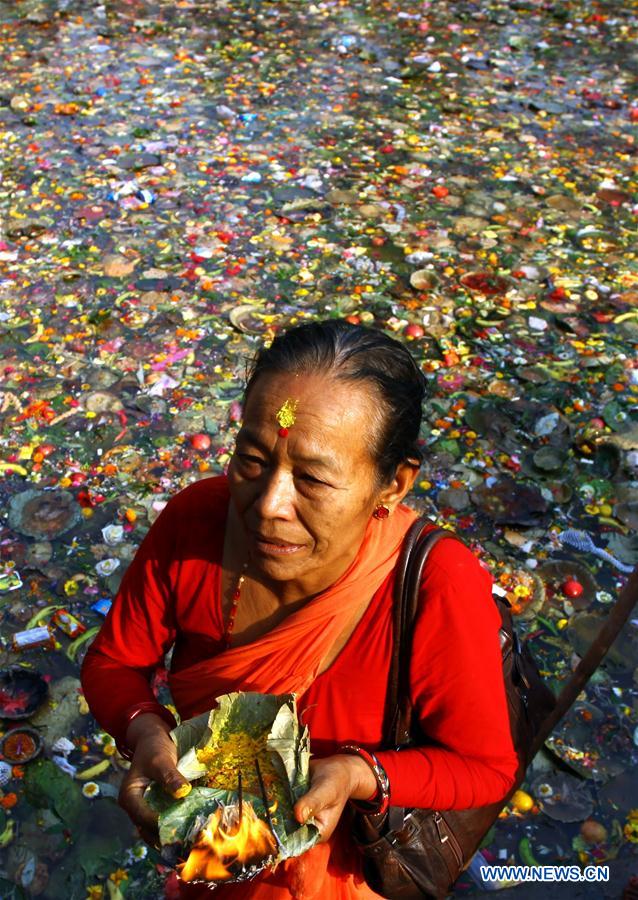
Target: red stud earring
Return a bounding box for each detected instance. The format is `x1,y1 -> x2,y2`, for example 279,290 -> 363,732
373,505 -> 390,520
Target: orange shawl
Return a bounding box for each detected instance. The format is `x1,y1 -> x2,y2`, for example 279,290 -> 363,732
169,502 -> 417,719
171,501 -> 416,900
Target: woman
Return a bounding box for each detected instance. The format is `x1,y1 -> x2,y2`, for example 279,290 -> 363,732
81,320 -> 518,899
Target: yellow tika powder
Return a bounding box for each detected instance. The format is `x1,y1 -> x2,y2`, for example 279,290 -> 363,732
196,733 -> 278,792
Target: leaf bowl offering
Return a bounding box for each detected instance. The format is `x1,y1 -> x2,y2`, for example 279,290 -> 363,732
146,692 -> 319,887
0,667 -> 49,720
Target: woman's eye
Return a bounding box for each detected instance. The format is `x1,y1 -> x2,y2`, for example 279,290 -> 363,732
299,473 -> 326,486
237,453 -> 265,466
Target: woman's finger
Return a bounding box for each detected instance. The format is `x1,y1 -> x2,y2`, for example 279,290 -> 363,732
118,770 -> 159,834
146,756 -> 192,800
294,771 -> 337,825
118,746 -> 193,842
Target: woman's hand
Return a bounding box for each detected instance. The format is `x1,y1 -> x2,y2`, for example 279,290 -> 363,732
118,713 -> 191,846
293,754 -> 378,843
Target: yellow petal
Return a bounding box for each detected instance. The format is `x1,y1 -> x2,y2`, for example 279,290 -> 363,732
173,783 -> 192,800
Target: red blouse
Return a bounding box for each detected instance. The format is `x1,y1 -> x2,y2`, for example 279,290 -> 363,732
82,475 -> 517,812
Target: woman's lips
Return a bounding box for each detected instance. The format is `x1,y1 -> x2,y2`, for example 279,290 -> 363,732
252,534 -> 305,555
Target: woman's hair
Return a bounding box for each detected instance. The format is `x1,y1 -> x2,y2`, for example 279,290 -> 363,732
245,319 -> 426,485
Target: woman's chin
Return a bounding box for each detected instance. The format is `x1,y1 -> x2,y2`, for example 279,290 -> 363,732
249,545 -> 310,582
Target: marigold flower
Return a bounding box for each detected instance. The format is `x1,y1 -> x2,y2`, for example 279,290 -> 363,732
109,869 -> 129,887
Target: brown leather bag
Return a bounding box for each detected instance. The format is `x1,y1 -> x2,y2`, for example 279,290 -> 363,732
351,520 -> 638,899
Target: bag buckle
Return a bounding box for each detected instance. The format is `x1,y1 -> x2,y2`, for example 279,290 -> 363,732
434,812 -> 449,844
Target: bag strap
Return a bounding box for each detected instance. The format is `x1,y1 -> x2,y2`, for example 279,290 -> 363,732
385,519 -> 465,748
383,517 -> 424,747
383,520 -> 464,831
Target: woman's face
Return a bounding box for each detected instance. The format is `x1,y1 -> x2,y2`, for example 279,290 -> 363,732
227,371 -> 388,595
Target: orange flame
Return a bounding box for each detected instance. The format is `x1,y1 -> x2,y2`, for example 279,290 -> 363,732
178,802 -> 277,883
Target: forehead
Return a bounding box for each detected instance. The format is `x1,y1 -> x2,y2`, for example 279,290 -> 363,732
242,371 -> 376,459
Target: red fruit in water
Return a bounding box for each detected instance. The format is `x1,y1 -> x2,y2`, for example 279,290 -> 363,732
190,433 -> 211,451
404,323 -> 425,338
37,444 -> 56,458
562,578 -> 584,599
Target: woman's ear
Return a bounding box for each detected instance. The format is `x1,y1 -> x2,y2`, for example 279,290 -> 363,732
377,461 -> 420,513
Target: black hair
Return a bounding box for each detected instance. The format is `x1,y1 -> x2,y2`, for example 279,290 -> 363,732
245,319 -> 426,485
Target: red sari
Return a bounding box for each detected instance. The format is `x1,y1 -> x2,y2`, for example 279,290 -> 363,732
81,476 -> 517,899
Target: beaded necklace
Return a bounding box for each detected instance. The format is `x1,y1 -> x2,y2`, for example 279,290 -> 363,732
223,566 -> 247,649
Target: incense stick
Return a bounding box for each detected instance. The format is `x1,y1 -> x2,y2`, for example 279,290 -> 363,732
254,758 -> 285,851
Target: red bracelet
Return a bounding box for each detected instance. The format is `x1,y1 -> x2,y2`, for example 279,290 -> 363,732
116,701 -> 178,760
338,744 -> 390,817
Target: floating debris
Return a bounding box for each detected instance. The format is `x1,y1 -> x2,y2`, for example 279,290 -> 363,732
7,491 -> 81,540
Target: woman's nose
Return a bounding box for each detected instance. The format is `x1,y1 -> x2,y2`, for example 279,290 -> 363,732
252,468 -> 296,519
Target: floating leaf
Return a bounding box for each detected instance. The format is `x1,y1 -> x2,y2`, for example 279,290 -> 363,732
24,759 -> 83,828
536,560 -> 597,611
8,490 -> 81,540
229,305 -> 270,334
532,446 -> 567,473
531,771 -> 594,822
471,476 -> 549,525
